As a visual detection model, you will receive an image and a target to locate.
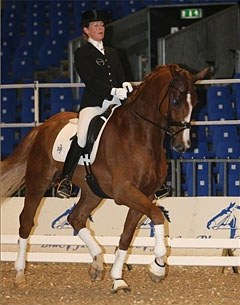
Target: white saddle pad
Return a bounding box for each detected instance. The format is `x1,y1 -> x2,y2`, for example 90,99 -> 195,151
52,105 -> 119,165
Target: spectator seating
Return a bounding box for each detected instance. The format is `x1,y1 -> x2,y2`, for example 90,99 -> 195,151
183,162 -> 216,196
49,1 -> 71,43
210,125 -> 239,154
1,90 -> 17,123
215,139 -> 240,159
12,43 -> 35,82
19,89 -> 35,123
215,161 -> 240,196
49,81 -> 76,116
38,35 -> 67,70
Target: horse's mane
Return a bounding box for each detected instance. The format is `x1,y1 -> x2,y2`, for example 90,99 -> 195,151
127,64 -> 180,104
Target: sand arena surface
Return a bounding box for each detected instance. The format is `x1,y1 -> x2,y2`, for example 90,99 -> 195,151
1,262 -> 239,305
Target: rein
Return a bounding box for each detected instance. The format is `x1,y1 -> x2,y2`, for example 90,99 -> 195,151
134,111 -> 191,137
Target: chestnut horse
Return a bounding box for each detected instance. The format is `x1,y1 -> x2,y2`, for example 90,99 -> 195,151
1,64 -> 208,292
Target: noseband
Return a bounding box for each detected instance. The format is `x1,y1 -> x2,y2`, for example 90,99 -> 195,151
134,72 -> 192,139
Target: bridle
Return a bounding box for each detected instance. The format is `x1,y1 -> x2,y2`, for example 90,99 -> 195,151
134,71 -> 192,139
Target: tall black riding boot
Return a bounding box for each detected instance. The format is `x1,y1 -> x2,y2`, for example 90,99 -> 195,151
57,136 -> 83,198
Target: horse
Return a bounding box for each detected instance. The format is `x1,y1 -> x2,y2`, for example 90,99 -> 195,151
1,64 -> 209,292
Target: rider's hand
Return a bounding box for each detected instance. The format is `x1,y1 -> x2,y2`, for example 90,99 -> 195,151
122,82 -> 133,93
111,87 -> 128,100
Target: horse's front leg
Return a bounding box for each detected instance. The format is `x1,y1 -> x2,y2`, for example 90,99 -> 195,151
114,185 -> 167,286
147,223 -> 166,282
15,237 -> 28,286
67,191 -> 104,281
111,209 -> 143,293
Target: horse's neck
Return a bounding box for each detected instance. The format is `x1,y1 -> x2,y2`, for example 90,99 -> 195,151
122,103 -> 165,149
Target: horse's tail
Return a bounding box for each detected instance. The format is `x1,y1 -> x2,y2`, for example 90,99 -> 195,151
0,126 -> 40,201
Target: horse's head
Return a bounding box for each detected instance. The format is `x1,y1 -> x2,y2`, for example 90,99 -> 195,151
128,64 -> 209,153
163,64 -> 209,153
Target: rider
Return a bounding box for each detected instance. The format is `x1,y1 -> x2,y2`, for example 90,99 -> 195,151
56,9 -> 133,198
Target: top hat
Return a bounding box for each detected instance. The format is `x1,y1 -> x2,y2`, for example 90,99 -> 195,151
81,10 -> 107,27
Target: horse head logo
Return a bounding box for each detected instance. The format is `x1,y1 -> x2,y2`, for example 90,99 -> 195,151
207,202 -> 240,238
51,203 -> 93,236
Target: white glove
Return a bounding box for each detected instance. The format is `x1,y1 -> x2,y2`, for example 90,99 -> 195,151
110,87 -> 128,100
122,82 -> 133,93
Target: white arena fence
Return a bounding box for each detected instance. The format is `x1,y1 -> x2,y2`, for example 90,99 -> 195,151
1,79 -> 240,268
1,196 -> 240,268
1,235 -> 240,267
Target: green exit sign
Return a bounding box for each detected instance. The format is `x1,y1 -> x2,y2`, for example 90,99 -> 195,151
181,8 -> 203,19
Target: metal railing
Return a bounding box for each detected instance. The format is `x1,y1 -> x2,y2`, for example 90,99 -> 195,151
169,159 -> 240,197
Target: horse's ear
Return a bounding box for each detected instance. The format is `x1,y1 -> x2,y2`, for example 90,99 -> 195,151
192,67 -> 210,82
169,64 -> 180,77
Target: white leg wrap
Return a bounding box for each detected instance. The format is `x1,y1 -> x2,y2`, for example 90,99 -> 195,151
78,228 -> 101,258
154,224 -> 166,258
148,259 -> 166,278
110,249 -> 127,279
15,237 -> 28,271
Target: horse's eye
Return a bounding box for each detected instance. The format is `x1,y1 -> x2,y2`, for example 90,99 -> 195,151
172,99 -> 178,105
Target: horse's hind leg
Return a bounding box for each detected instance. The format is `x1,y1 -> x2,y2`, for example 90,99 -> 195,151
111,208 -> 143,293
15,163 -> 55,286
67,190 -> 103,281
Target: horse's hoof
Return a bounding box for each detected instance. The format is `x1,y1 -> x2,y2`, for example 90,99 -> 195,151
14,270 -> 26,287
111,279 -> 131,293
147,269 -> 165,283
88,254 -> 104,281
147,261 -> 166,283
88,266 -> 103,281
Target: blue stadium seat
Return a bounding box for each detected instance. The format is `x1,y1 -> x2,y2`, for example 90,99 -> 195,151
207,85 -> 233,115
215,139 -> 240,159
1,3 -> 24,52
215,162 -> 240,196
228,172 -> 240,196
183,141 -> 210,159
12,44 -> 35,81
40,97 -> 51,122
180,141 -> 210,174
19,127 -> 32,142
210,125 -> 239,153
232,74 -> 240,119
182,162 -> 216,196
49,85 -> 75,116
190,125 -> 208,144
1,39 -> 14,83
18,88 -> 35,123
119,0 -> 144,18
213,139 -> 240,180
1,128 -> 17,158
1,90 -> 17,122
48,1 -> 73,43
38,35 -> 66,70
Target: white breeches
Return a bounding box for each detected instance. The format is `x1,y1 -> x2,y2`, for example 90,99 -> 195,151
77,96 -> 121,148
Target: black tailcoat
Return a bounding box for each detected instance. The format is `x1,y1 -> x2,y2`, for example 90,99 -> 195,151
74,42 -> 125,110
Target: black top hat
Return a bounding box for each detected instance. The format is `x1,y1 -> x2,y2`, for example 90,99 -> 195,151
81,10 -> 107,27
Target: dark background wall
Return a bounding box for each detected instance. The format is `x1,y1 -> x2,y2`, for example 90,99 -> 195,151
104,3 -> 238,80
163,5 -> 240,78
